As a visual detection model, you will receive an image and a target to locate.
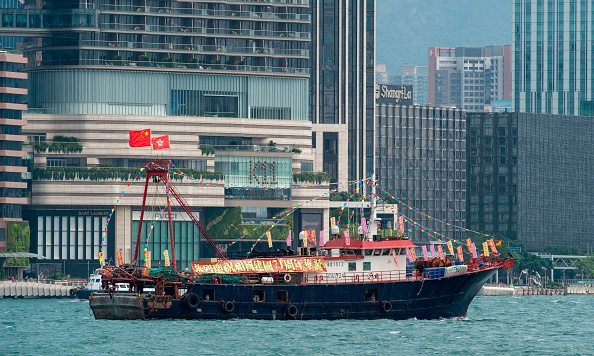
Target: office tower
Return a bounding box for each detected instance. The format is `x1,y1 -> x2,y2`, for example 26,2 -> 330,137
0,50 -> 27,251
513,0 -> 594,115
391,65 -> 429,106
467,112 -> 594,252
376,100 -> 466,242
310,0 -> 376,185
0,0 -> 331,276
428,46 -> 511,112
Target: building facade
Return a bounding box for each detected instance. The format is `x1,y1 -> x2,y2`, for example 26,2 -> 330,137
376,103 -> 466,242
466,112 -> 594,252
310,0 -> 375,185
428,46 -> 512,112
0,0 -> 335,277
391,65 -> 429,106
513,0 -> 594,116
0,50 -> 27,251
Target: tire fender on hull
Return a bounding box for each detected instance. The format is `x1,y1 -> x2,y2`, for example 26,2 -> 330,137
286,304 -> 298,319
381,301 -> 392,313
185,293 -> 200,309
223,300 -> 235,313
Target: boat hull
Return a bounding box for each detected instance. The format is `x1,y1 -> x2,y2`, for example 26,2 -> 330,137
90,266 -> 498,320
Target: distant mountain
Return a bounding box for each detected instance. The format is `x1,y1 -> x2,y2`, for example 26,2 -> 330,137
376,0 -> 512,74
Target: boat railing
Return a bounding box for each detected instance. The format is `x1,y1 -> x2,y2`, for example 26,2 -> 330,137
302,270 -> 417,284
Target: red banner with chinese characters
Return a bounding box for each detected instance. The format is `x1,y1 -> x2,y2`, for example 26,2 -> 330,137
191,257 -> 327,275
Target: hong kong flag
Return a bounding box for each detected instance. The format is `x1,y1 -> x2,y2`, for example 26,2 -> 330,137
129,129 -> 151,147
152,135 -> 170,150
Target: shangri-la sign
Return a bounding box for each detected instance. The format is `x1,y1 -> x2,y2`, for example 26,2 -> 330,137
191,257 -> 326,275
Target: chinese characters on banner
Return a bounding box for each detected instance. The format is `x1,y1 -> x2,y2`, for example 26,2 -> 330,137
398,215 -> 405,232
266,231 -> 272,248
456,246 -> 463,262
163,250 -> 170,267
344,229 -> 350,246
191,257 -> 327,274
116,249 -> 124,266
421,245 -> 428,261
437,245 -> 445,259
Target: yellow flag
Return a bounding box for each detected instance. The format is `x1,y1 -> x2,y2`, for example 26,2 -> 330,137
99,251 -> 105,267
446,240 -> 454,255
330,217 -> 336,227
266,231 -> 272,248
163,250 -> 170,267
482,241 -> 490,257
145,250 -> 152,268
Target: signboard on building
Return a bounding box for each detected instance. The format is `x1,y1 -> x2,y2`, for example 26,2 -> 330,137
132,211 -> 197,221
375,84 -> 413,105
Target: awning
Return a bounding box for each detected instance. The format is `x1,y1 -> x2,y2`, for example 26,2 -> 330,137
0,252 -> 47,259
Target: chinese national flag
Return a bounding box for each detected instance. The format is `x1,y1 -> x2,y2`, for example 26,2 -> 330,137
129,129 -> 151,147
152,135 -> 170,150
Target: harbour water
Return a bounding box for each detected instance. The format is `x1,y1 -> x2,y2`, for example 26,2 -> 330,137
1,296 -> 593,355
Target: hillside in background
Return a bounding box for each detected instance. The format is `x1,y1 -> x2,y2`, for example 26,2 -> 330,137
376,0 -> 512,74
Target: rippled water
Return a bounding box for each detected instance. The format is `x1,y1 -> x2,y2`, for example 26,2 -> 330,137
0,296 -> 593,355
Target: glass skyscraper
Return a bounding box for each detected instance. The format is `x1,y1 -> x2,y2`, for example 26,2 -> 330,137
513,0 -> 594,115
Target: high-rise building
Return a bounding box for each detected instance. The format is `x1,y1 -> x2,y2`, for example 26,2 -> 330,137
310,0 -> 376,184
376,100 -> 466,242
391,65 -> 429,106
0,50 -> 27,251
466,112 -> 594,252
0,0 -> 335,276
513,0 -> 594,116
428,46 -> 511,112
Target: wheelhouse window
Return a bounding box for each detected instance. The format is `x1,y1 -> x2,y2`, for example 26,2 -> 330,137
363,262 -> 371,271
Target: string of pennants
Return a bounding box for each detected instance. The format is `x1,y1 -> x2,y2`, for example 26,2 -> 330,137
98,162 -> 498,265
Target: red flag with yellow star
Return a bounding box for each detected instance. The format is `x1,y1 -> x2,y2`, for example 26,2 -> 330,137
129,129 -> 151,147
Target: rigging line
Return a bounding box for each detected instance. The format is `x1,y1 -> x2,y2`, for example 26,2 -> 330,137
375,185 -> 494,238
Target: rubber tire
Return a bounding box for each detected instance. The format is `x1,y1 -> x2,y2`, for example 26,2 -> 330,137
185,293 -> 200,309
223,301 -> 235,313
286,304 -> 298,319
382,301 -> 392,313
69,289 -> 76,297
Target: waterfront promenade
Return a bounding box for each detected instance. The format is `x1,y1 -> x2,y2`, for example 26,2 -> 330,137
479,283 -> 594,296
0,280 -> 84,298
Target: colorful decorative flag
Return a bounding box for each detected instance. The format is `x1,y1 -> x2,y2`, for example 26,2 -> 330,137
361,217 -> 368,235
99,251 -> 105,267
456,246 -> 463,262
398,215 -> 405,232
391,249 -> 399,266
409,247 -> 417,261
152,135 -> 170,150
145,250 -> 151,268
266,231 -> 272,248
446,240 -> 454,255
421,245 -> 428,261
483,241 -> 490,257
344,229 -> 350,246
495,239 -> 503,247
116,249 -> 123,266
163,250 -> 170,267
307,229 -> 316,246
302,230 -> 307,247
319,230 -> 325,246
437,245 -> 445,259
286,229 -> 292,247
430,244 -> 436,259
405,247 -> 414,263
129,129 -> 151,147
489,238 -> 499,254
470,243 -> 478,259
330,217 -> 336,227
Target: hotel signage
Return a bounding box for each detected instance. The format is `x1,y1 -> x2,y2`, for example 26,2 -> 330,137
375,84 -> 413,105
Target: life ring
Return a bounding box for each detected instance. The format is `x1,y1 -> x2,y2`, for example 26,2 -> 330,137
223,300 -> 235,313
286,304 -> 298,318
69,288 -> 76,297
185,293 -> 200,309
284,274 -> 291,283
382,301 -> 392,313
368,273 -> 375,280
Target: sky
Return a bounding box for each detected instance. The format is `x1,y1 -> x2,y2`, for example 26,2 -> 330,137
376,0 -> 512,74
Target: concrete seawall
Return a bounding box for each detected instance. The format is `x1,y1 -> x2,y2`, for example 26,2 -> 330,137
0,281 -> 78,298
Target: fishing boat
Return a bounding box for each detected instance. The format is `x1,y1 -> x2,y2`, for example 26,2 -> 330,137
89,160 -> 513,320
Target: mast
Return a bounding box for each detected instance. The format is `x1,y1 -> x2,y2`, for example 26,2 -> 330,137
365,173 -> 378,241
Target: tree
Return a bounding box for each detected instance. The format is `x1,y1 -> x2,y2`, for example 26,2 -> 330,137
5,221 -> 30,267
575,255 -> 594,279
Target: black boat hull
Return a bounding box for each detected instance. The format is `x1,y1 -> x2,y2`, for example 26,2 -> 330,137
90,267 -> 498,320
